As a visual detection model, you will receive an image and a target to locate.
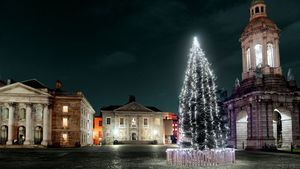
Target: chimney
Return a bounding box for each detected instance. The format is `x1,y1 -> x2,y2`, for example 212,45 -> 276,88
128,95 -> 136,103
7,79 -> 11,85
55,80 -> 63,89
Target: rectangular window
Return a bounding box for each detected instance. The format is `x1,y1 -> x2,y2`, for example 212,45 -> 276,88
120,118 -> 124,127
144,118 -> 148,127
63,118 -> 68,128
106,117 -> 111,125
63,106 -> 68,113
62,133 -> 68,141
98,121 -> 102,126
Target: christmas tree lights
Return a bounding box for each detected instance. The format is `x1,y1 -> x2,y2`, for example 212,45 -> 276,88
178,37 -> 227,150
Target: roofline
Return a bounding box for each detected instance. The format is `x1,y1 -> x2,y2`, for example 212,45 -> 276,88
0,82 -> 52,97
20,79 -> 49,89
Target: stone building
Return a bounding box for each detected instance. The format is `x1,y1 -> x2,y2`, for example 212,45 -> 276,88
101,96 -> 176,144
224,0 -> 300,149
0,79 -> 95,147
93,114 -> 103,145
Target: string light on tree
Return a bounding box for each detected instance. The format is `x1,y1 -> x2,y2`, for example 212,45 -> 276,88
178,37 -> 227,150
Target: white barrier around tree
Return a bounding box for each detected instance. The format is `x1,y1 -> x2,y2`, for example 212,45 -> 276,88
166,148 -> 235,167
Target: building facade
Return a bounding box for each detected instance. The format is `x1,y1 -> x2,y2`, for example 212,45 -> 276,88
93,115 -> 103,145
224,0 -> 300,149
0,79 -> 95,147
101,96 -> 176,145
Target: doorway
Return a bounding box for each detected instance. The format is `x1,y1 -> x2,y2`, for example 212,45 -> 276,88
132,133 -> 137,141
0,126 -> 8,144
34,126 -> 43,145
17,126 -> 26,145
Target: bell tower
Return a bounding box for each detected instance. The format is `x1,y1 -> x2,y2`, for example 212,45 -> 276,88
241,0 -> 282,80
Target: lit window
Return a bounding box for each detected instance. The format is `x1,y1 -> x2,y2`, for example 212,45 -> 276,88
63,118 -> 68,128
131,118 -> 137,128
120,118 -> 124,127
267,43 -> 274,67
144,118 -> 148,127
246,48 -> 251,71
255,44 -> 263,67
106,117 -> 111,125
62,133 -> 68,141
63,106 -> 68,113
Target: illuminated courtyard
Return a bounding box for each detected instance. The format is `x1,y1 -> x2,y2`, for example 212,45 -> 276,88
0,145 -> 300,169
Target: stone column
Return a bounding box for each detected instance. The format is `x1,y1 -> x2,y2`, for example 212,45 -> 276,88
41,105 -> 49,146
48,108 -> 52,145
24,104 -> 32,145
6,104 -> 15,145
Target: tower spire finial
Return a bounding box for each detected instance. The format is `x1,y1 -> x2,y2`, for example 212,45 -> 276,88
251,0 -> 265,6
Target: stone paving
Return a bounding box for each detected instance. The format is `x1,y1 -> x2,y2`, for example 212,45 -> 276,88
0,145 -> 300,169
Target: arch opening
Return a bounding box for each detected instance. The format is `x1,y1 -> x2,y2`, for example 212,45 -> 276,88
273,109 -> 292,148
0,125 -> 8,145
34,126 -> 43,145
236,111 -> 248,149
17,126 -> 26,145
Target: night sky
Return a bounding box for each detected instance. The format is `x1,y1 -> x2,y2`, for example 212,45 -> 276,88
0,0 -> 299,113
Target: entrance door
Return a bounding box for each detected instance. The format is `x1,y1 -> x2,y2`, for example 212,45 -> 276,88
0,126 -> 8,144
34,126 -> 43,145
17,126 -> 25,145
132,133 -> 137,141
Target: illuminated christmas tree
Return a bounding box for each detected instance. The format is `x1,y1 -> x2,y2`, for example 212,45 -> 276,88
178,37 -> 227,150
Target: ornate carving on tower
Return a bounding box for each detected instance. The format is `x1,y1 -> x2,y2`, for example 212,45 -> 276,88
241,0 -> 282,80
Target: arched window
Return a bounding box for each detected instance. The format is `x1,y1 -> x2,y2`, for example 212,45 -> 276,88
267,43 -> 274,67
255,44 -> 263,67
246,48 -> 251,71
19,108 -> 26,120
261,7 -> 264,13
255,7 -> 259,13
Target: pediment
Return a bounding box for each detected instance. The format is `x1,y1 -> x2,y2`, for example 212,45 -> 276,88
0,83 -> 51,96
115,102 -> 154,112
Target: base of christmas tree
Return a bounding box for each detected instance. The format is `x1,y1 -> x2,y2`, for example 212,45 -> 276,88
166,148 -> 235,167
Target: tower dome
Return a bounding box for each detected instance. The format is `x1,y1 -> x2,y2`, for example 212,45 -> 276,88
251,0 -> 265,6
240,0 -> 282,80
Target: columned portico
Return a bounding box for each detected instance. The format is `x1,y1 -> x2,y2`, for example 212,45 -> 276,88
6,104 -> 14,145
24,104 -> 32,145
41,105 -> 49,146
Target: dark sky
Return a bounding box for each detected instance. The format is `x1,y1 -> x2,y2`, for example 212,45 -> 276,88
0,0 -> 299,113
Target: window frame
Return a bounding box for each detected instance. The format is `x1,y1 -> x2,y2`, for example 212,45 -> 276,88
143,118 -> 149,127
63,106 -> 69,113
255,44 -> 263,67
63,117 -> 68,128
119,117 -> 125,128
106,117 -> 111,125
267,43 -> 274,67
246,48 -> 251,71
